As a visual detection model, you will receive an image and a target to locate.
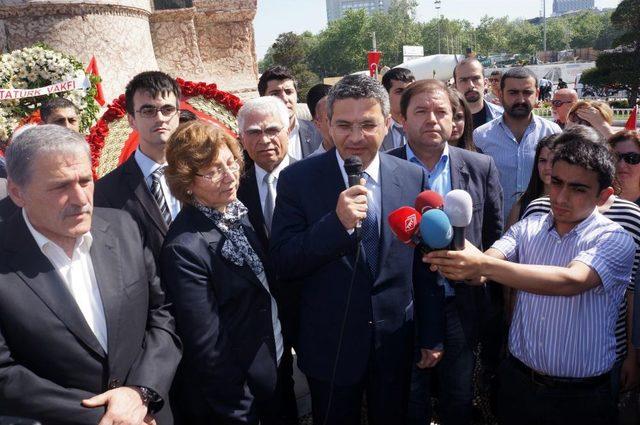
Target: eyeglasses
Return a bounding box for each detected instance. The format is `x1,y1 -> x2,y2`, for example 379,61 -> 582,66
136,105 -> 178,118
244,126 -> 285,138
617,152 -> 640,165
332,122 -> 383,136
551,100 -> 574,107
195,160 -> 241,183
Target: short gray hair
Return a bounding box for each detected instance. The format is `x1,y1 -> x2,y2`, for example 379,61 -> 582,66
327,74 -> 390,121
237,96 -> 289,132
6,124 -> 90,187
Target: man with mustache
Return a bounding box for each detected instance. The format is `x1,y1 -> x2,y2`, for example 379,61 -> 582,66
453,58 -> 503,130
473,67 -> 561,223
94,71 -> 182,265
0,125 -> 181,424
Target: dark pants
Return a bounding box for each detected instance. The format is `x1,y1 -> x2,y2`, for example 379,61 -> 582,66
256,348 -> 299,425
407,301 -> 474,425
307,347 -> 410,425
497,356 -> 616,425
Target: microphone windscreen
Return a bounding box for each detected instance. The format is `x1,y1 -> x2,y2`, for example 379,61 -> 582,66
444,189 -> 473,227
344,156 -> 363,177
415,190 -> 444,214
388,206 -> 422,244
420,209 -> 453,249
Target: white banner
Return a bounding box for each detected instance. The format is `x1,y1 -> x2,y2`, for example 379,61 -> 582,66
0,75 -> 90,101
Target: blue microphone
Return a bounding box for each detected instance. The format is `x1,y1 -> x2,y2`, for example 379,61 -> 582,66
420,208 -> 454,250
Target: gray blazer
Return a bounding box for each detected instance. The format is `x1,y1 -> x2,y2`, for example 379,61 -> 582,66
297,119 -> 323,158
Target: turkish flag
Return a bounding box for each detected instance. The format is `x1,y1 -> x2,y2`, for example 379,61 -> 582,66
368,51 -> 381,77
625,105 -> 638,130
85,56 -> 106,106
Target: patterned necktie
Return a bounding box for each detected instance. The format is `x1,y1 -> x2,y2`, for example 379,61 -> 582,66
150,167 -> 172,227
263,173 -> 276,234
361,172 -> 379,277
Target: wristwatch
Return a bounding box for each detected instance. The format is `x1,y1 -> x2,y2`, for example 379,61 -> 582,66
135,386 -> 162,413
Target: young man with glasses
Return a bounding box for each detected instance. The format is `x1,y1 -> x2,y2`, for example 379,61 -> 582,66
551,88 -> 579,129
95,71 -> 181,266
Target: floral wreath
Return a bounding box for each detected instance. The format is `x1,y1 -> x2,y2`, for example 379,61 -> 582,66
0,43 -> 101,142
87,78 -> 243,179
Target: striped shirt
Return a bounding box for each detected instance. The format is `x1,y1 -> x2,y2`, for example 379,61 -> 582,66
473,115 -> 560,222
522,196 -> 640,361
493,209 -> 635,377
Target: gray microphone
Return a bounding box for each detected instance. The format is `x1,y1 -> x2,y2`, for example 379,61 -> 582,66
444,189 -> 473,251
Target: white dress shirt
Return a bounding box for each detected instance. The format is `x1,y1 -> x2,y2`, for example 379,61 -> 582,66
23,209 -> 108,352
135,149 -> 181,220
336,150 -> 382,233
288,119 -> 302,161
254,156 -> 291,213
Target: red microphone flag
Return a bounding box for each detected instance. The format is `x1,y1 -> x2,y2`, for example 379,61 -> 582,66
85,56 -> 106,106
414,190 -> 444,214
625,106 -> 637,130
388,206 -> 422,246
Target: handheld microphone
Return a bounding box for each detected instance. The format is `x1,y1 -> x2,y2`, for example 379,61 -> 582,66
388,206 -> 422,248
343,156 -> 364,239
420,208 -> 454,250
415,190 -> 444,214
443,189 -> 473,251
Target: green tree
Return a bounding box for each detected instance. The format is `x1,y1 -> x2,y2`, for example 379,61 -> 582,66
567,11 -> 605,48
580,0 -> 640,106
475,16 -> 510,55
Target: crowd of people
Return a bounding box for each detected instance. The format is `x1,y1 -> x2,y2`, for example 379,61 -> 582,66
0,56 -> 639,425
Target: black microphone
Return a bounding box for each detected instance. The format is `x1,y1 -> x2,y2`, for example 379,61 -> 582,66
343,156 -> 364,239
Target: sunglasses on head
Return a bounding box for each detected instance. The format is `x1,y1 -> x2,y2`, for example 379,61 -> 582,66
551,100 -> 573,107
617,152 -> 640,165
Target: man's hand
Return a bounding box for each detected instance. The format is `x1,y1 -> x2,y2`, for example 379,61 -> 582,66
422,240 -> 486,282
144,415 -> 157,425
336,178 -> 369,231
621,352 -> 640,392
82,386 -> 148,425
417,348 -> 444,369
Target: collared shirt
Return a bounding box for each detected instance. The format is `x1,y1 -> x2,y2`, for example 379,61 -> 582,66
406,142 -> 455,296
492,209 -> 635,377
134,149 -> 180,220
22,209 -> 108,352
473,115 -> 560,222
390,118 -> 406,149
288,119 -> 302,161
311,142 -> 327,156
254,156 -> 291,214
336,150 -> 381,233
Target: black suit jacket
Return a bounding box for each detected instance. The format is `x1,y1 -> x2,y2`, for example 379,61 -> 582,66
387,144 -> 504,348
94,155 -> 169,266
161,204 -> 278,423
0,208 -> 181,424
270,149 -> 427,386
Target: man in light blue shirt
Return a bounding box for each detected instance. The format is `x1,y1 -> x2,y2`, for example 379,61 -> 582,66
426,130 -> 635,425
474,67 -> 561,222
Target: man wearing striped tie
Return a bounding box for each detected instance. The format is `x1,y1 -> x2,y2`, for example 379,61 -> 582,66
95,71 -> 181,266
425,130 -> 636,425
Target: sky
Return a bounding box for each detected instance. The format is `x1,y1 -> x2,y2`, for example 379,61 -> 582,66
254,0 -> 621,59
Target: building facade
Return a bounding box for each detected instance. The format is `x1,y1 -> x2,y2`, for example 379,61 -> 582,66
326,0 -> 391,22
552,0 -> 595,15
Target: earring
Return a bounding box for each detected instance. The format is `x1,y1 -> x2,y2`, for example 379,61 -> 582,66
186,189 -> 193,196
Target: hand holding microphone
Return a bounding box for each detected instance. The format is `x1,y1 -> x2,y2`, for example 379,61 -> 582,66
338,156 -> 368,237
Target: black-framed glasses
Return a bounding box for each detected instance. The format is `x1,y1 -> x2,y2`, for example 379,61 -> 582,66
551,100 -> 573,107
617,152 -> 640,165
136,105 -> 178,118
195,160 -> 241,183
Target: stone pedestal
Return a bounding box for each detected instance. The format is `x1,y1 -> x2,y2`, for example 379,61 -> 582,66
0,0 -> 159,103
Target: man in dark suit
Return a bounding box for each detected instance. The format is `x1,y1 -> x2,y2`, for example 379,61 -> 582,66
380,67 -> 415,151
387,79 -> 503,425
94,71 -> 182,264
258,66 -> 321,159
270,74 -> 427,425
236,96 -> 299,424
0,125 -> 181,425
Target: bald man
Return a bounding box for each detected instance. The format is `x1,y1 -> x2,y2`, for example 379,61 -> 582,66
551,89 -> 578,129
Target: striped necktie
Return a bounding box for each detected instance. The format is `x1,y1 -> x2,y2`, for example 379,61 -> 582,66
150,167 -> 172,227
360,172 -> 379,277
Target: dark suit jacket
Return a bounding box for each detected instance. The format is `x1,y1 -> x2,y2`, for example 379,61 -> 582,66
94,155 -> 169,266
161,204 -> 278,424
387,144 -> 504,348
270,149 -> 427,386
0,208 -> 181,425
298,119 -> 322,158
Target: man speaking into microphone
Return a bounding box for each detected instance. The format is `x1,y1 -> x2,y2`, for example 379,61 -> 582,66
270,74 -> 426,425
387,79 -> 503,425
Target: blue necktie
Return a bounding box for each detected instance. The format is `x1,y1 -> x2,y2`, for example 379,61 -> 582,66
361,172 -> 379,277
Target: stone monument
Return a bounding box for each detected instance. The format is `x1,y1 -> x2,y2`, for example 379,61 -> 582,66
0,0 -> 259,102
